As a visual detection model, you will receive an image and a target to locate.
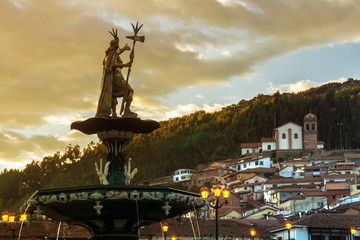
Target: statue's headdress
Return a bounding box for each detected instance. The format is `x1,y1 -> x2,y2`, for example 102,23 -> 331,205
109,28 -> 119,46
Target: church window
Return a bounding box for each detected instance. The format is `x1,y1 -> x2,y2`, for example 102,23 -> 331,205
312,124 -> 315,130
294,133 -> 298,139
267,145 -> 271,150
282,133 -> 286,139
306,124 -> 310,130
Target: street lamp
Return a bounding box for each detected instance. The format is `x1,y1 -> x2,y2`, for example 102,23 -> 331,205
171,236 -> 176,240
286,222 -> 292,240
200,185 -> 230,240
1,212 -> 27,240
250,229 -> 256,240
162,223 -> 168,240
350,228 -> 357,240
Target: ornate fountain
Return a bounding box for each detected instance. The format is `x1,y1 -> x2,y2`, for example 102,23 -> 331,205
28,22 -> 205,240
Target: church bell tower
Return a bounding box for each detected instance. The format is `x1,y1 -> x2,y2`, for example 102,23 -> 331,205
303,113 -> 318,150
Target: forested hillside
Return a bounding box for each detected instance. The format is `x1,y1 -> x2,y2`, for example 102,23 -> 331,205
129,78 -> 360,181
1,78 -> 359,211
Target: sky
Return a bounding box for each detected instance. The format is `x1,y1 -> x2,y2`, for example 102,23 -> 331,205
1,0 -> 360,171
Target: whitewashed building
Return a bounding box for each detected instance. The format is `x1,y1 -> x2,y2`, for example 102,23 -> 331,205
275,122 -> 303,150
236,156 -> 272,171
173,169 -> 194,182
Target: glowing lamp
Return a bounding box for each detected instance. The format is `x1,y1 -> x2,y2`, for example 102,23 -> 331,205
2,213 -> 9,222
286,222 -> 292,230
350,228 -> 357,235
8,213 -> 15,223
222,187 -> 230,199
213,185 -> 222,198
250,229 -> 256,236
171,236 -> 176,240
162,223 -> 168,233
200,187 -> 209,199
20,213 -> 27,222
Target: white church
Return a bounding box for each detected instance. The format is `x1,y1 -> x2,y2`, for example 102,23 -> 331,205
241,113 -> 325,155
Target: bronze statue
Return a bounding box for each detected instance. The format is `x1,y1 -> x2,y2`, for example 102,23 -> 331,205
96,24 -> 144,118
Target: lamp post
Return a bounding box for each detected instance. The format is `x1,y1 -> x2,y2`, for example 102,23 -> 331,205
337,122 -> 343,150
201,185 -> 230,240
1,212 -> 27,240
350,228 -> 357,240
286,222 -> 292,240
171,236 -> 176,240
345,131 -> 350,150
250,229 -> 256,240
162,223 -> 168,240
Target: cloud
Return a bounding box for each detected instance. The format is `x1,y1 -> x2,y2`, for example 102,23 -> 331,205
266,77 -> 348,94
0,129 -> 97,170
1,0 -> 360,127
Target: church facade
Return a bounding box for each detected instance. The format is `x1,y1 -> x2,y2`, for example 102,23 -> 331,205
241,113 -> 324,155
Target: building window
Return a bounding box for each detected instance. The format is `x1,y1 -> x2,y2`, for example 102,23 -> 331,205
294,133 -> 298,139
255,161 -> 259,166
282,133 -> 286,139
246,150 -> 249,153
243,164 -> 246,168
312,124 -> 315,130
306,124 -> 310,130
260,161 -> 264,165
267,145 -> 271,150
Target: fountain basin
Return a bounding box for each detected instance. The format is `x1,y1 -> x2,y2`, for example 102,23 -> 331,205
29,185 -> 205,240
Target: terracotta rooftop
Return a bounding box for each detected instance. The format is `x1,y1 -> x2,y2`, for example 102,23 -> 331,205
327,201 -> 360,213
261,138 -> 275,142
323,174 -> 355,179
345,153 -> 360,159
0,221 -> 91,239
141,217 -> 273,238
325,182 -> 349,190
236,219 -> 281,230
241,142 -> 262,148
265,176 -> 323,184
239,167 -> 277,174
304,165 -> 329,170
272,188 -> 321,193
293,212 -> 360,229
281,159 -> 311,164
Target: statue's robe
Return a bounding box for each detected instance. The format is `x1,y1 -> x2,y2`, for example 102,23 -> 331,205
95,50 -> 117,118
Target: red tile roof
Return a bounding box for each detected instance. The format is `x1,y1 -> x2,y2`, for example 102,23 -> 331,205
141,217 -> 274,238
241,142 -> 262,148
0,221 -> 91,239
293,213 -> 360,229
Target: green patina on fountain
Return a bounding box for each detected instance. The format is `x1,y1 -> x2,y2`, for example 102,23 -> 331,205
28,22 -> 205,240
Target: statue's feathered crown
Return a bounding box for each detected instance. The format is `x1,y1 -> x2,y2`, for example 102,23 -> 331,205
109,28 -> 119,46
109,28 -> 118,39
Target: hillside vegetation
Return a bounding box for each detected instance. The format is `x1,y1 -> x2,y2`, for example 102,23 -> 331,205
1,79 -> 359,211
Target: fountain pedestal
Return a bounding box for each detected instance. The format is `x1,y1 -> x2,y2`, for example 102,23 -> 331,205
71,117 -> 160,185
